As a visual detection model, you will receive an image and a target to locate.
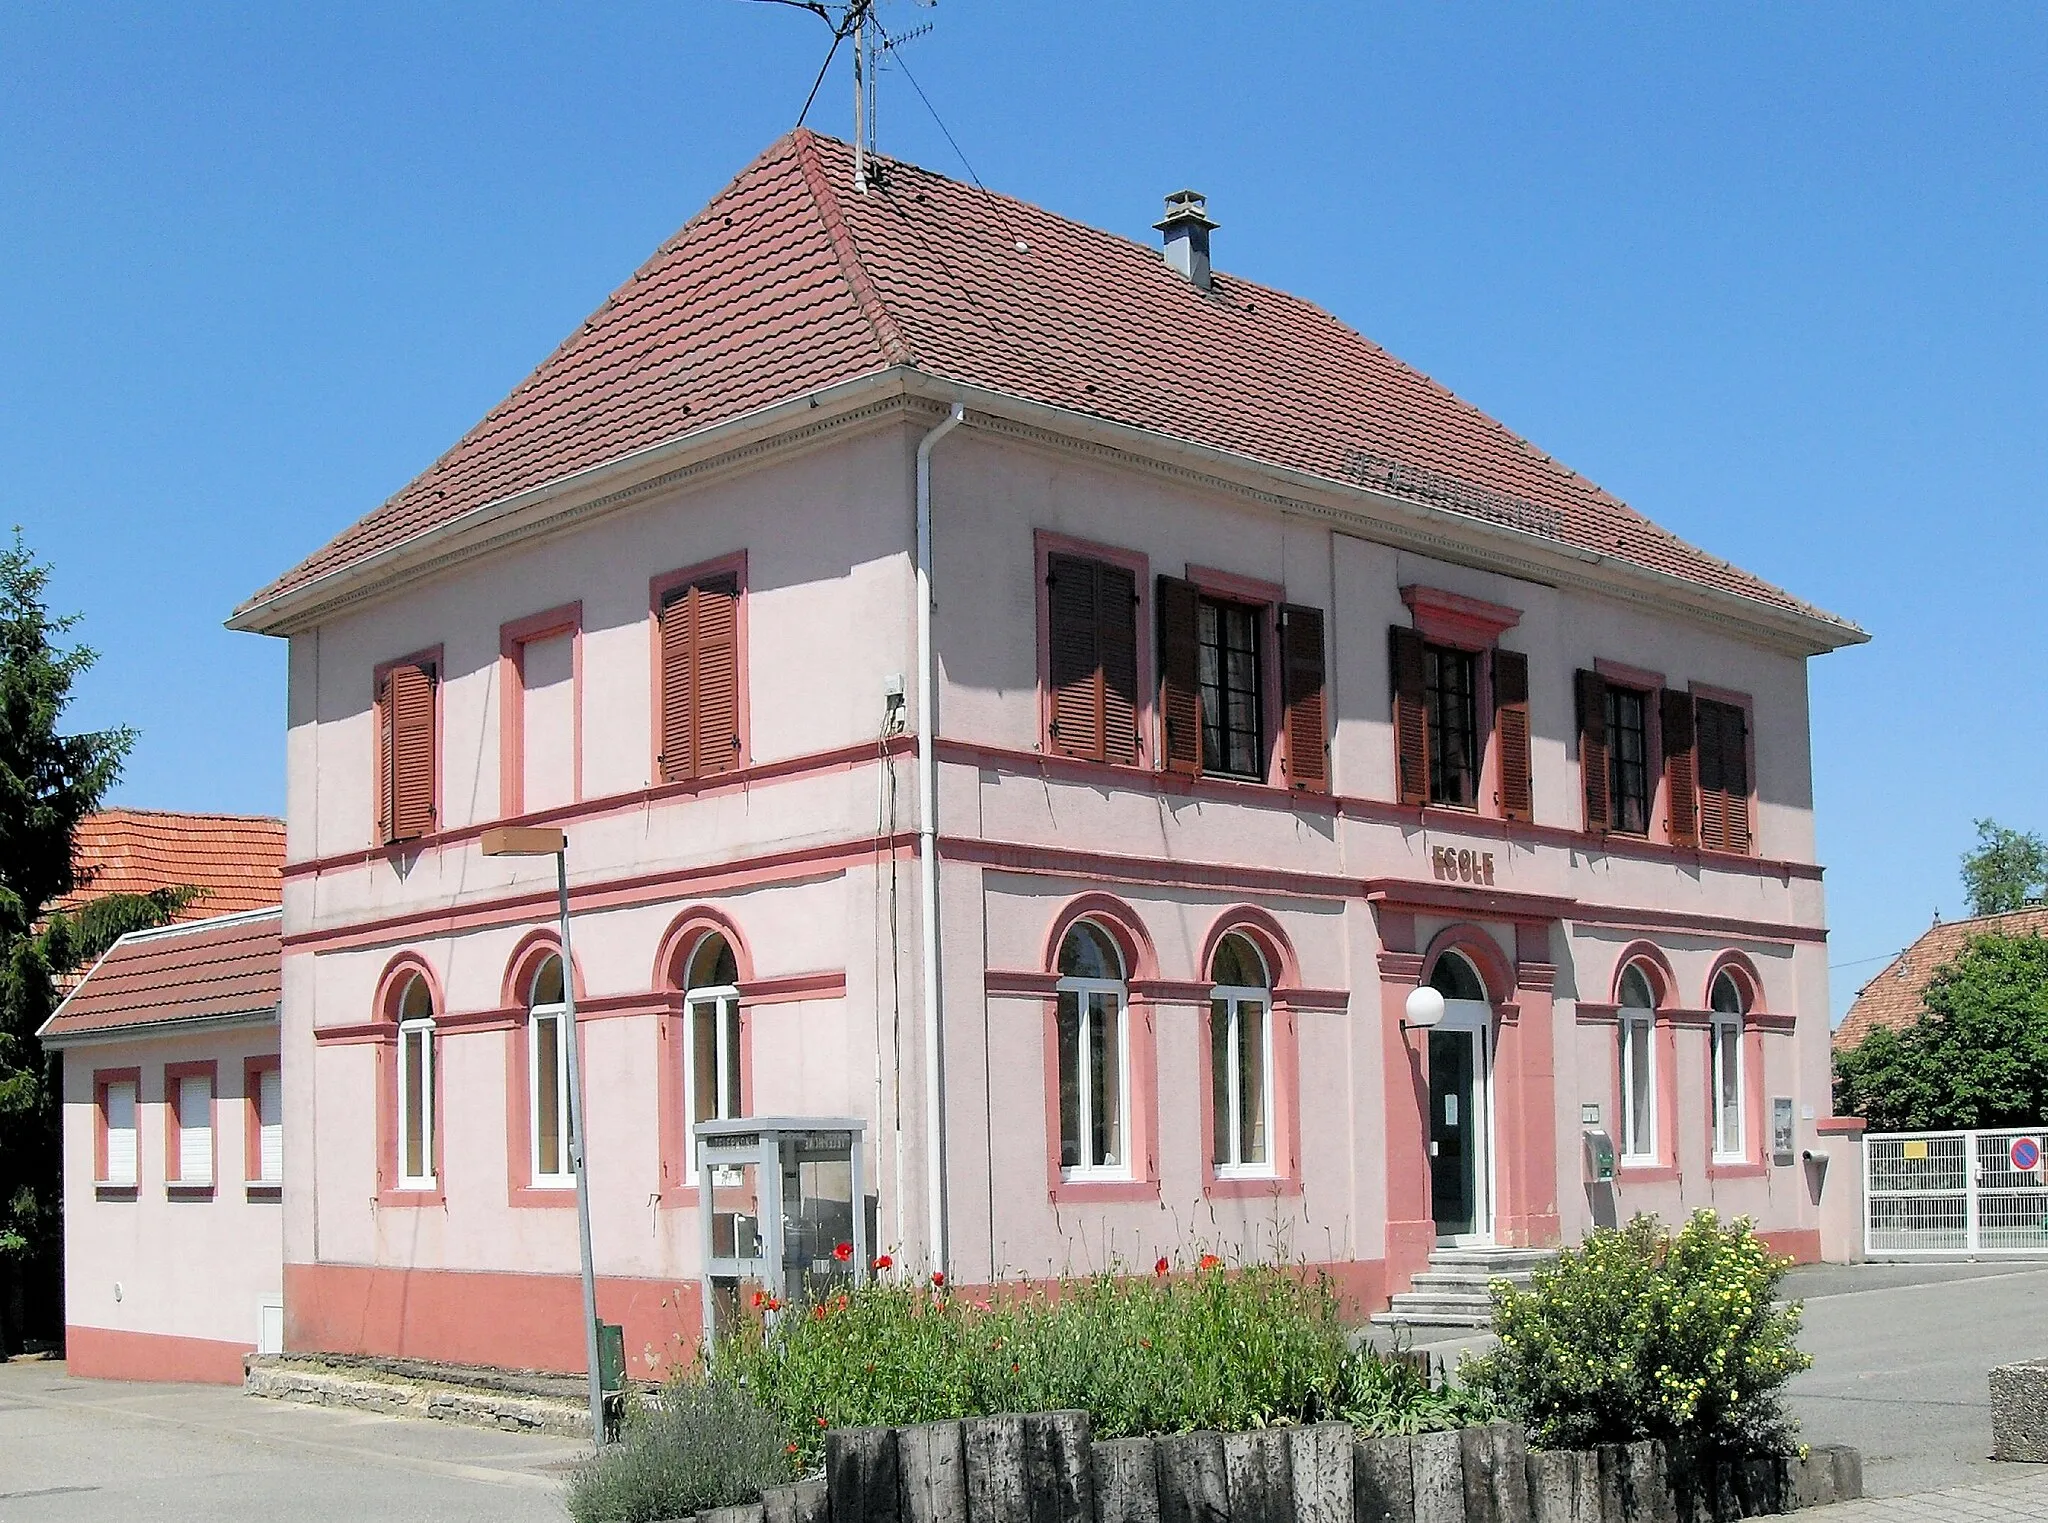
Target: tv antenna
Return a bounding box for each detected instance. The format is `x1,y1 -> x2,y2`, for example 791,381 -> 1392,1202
750,0 -> 936,192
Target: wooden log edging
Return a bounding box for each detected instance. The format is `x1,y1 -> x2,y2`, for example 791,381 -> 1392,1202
739,1419 -> 1862,1523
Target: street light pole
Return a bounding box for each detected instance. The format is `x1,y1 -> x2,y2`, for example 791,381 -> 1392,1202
483,826 -> 604,1447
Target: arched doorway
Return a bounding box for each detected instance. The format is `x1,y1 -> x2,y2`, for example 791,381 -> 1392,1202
1427,950 -> 1494,1244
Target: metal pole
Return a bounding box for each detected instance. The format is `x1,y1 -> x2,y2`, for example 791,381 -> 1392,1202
559,848 -> 605,1446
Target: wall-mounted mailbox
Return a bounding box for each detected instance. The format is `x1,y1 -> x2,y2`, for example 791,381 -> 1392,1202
1772,1097 -> 1797,1166
1583,1129 -> 1616,1184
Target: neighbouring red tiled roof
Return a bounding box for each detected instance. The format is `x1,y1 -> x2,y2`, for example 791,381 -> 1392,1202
38,909 -> 281,1043
53,809 -> 285,920
1834,906 -> 2048,1050
240,131 -> 1859,641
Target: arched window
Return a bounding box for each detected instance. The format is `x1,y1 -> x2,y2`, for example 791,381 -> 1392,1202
1617,963 -> 1657,1163
1710,971 -> 1747,1160
528,956 -> 573,1187
395,974 -> 437,1188
1429,951 -> 1488,1003
1209,934 -> 1272,1176
1056,921 -> 1128,1177
683,932 -> 742,1178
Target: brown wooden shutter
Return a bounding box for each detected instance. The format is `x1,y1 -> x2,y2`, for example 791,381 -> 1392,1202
1696,698 -> 1752,853
1389,626 -> 1428,806
375,676 -> 396,842
692,576 -> 741,777
1045,554 -> 1103,761
1156,575 -> 1202,776
657,588 -> 695,783
1493,648 -> 1532,822
1282,605 -> 1329,794
1661,688 -> 1699,848
388,660 -> 437,841
1098,563 -> 1140,766
1575,668 -> 1610,833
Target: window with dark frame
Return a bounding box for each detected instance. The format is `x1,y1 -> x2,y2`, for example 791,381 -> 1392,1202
1424,643 -> 1478,807
1197,598 -> 1263,781
1605,685 -> 1651,834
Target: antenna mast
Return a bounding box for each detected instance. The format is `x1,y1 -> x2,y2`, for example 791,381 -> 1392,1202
851,0 -> 873,192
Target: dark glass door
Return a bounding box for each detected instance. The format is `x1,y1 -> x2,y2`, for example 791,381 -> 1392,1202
1429,1029 -> 1477,1237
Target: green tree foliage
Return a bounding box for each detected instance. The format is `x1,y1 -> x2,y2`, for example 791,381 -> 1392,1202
1833,932 -> 2048,1130
0,533 -> 187,1350
1960,818 -> 2048,918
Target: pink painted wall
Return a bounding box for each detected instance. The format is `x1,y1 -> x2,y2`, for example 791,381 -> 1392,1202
271,403 -> 1855,1369
61,1024 -> 283,1381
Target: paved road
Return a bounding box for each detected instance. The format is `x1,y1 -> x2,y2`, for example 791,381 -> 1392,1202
1785,1259 -> 2048,1498
0,1359 -> 582,1521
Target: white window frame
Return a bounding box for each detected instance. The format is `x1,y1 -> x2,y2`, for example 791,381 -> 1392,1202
681,948 -> 742,1185
1618,965 -> 1659,1165
1056,926 -> 1131,1181
174,1072 -> 215,1186
102,1079 -> 138,1187
528,963 -> 574,1189
397,1002 -> 437,1189
1711,974 -> 1747,1162
1209,942 -> 1275,1178
256,1065 -> 284,1185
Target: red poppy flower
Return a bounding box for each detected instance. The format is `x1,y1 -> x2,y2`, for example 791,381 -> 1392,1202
1154,1257 -> 1170,1276
1199,1253 -> 1223,1271
872,1254 -> 893,1271
765,1297 -> 782,1312
751,1290 -> 767,1309
786,1443 -> 800,1455
817,1415 -> 829,1427
833,1241 -> 853,1263
812,1304 -> 828,1320
930,1271 -> 946,1288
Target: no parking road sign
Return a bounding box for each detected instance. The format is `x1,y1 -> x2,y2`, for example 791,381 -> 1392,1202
2010,1135 -> 2042,1174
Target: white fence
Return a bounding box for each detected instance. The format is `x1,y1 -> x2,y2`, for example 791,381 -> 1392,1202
1864,1127 -> 2048,1256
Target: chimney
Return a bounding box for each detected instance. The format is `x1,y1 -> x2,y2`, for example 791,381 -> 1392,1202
1155,189 -> 1218,291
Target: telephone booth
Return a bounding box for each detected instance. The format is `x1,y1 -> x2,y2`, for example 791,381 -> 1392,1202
695,1116 -> 870,1345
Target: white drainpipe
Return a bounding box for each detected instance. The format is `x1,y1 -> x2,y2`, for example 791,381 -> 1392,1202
915,402 -> 966,1276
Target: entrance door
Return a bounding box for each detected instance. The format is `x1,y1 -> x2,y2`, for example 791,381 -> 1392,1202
1426,965 -> 1495,1243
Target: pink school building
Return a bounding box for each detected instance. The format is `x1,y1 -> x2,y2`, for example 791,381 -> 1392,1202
217,132 -> 1866,1375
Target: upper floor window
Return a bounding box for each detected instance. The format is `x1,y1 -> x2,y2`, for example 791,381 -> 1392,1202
1158,573 -> 1327,792
98,1075 -> 138,1187
1424,644 -> 1479,808
528,956 -> 574,1188
501,607 -> 580,817
396,975 -> 437,1189
253,1064 -> 283,1185
1389,616 -> 1528,819
1045,552 -> 1141,766
1617,964 -> 1658,1164
683,933 -> 742,1177
655,568 -> 742,785
1711,971 -> 1747,1160
375,655 -> 439,843
1604,685 -> 1651,835
169,1068 -> 215,1187
1055,921 -> 1128,1177
1208,934 -> 1272,1177
1695,699 -> 1752,854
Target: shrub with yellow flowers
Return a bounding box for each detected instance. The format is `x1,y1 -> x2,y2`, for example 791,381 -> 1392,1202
1464,1210 -> 1810,1455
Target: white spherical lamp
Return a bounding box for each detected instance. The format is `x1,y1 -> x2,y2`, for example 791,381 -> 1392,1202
1403,985 -> 1446,1031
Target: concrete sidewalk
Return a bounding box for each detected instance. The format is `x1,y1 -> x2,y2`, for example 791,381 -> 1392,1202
0,1357 -> 583,1521
1806,1465 -> 2048,1521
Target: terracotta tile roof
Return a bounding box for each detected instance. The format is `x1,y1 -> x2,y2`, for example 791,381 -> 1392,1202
239,131 -> 1860,642
1835,905 -> 2048,1050
38,909 -> 281,1044
53,809 -> 285,920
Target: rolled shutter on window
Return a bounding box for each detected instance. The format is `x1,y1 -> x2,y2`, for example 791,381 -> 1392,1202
1661,688 -> 1699,848
1575,668 -> 1610,833
1493,648 -> 1532,821
1282,605 -> 1329,794
385,661 -> 437,842
1156,575 -> 1202,776
259,1067 -> 284,1183
104,1082 -> 137,1185
1388,626 -> 1428,807
178,1074 -> 212,1183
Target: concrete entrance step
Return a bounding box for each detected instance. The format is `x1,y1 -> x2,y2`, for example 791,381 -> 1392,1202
1371,1244 -> 1560,1333
244,1352 -> 599,1439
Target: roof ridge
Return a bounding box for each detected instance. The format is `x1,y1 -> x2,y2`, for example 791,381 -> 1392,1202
114,905 -> 283,944
88,807 -> 284,824
791,128 -> 915,367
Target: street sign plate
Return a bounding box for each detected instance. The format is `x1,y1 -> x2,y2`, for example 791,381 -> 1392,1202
2010,1136 -> 2042,1173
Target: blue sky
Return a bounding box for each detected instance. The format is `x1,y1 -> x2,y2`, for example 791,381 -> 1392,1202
3,4 -> 2043,1017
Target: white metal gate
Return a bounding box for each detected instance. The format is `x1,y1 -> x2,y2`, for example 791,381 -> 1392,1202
1864,1128 -> 2048,1256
